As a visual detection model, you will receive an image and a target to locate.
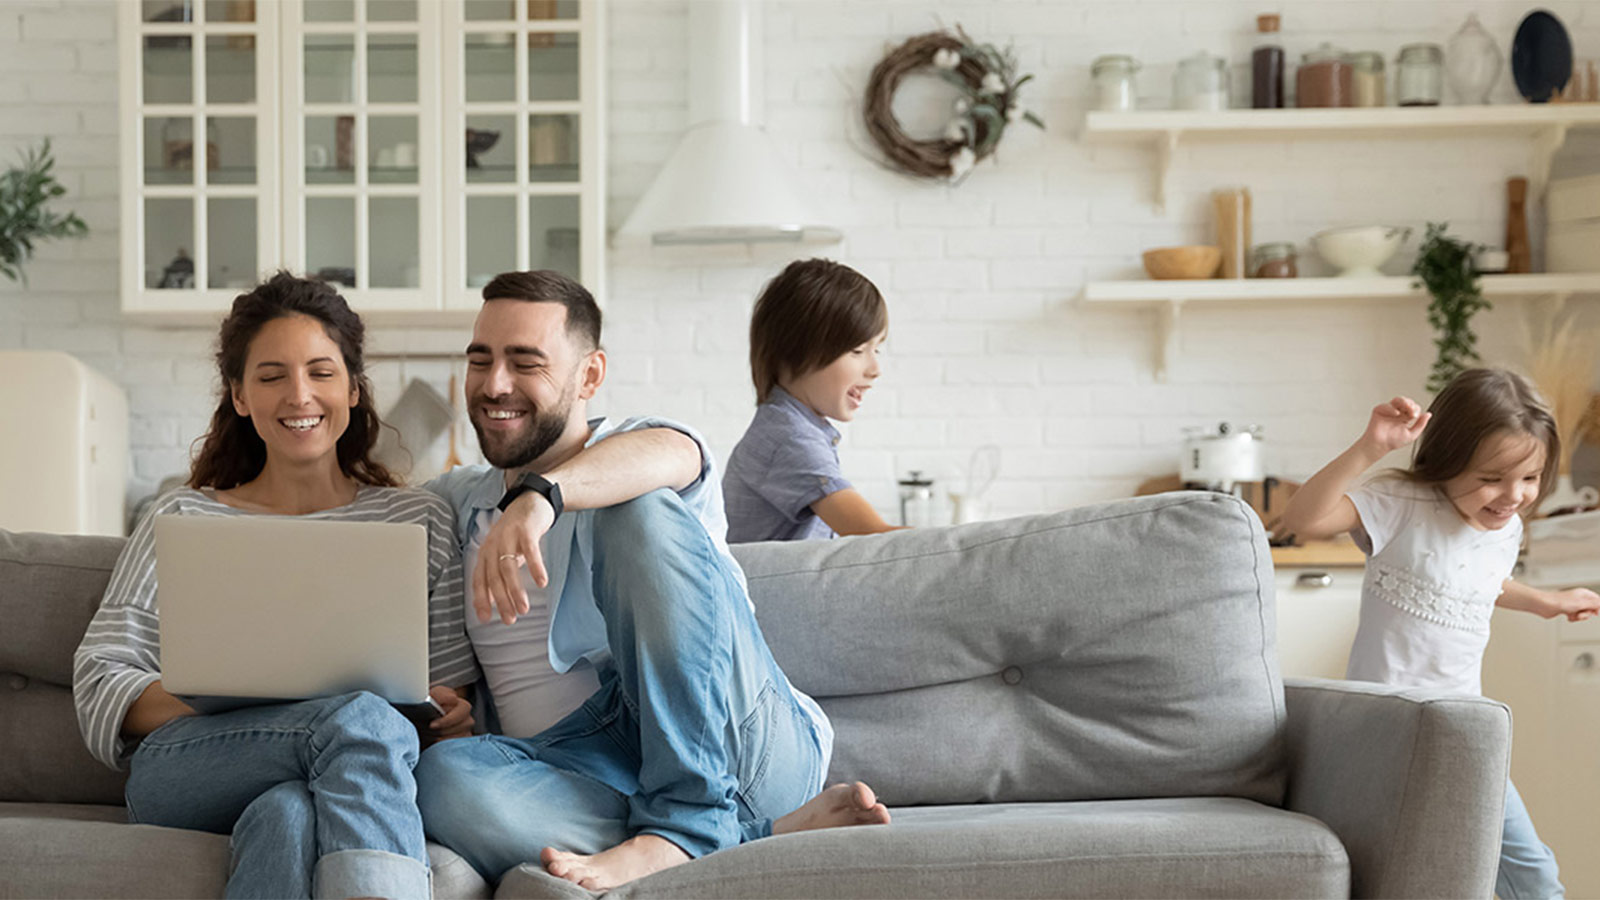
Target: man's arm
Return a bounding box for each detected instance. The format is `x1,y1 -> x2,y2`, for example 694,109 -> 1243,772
474,427 -> 703,625
546,427 -> 702,510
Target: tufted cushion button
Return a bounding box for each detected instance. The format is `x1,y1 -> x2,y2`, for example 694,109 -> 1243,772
7,674 -> 27,691
1001,666 -> 1023,685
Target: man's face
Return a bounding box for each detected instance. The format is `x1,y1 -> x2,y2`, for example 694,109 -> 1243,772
464,299 -> 603,470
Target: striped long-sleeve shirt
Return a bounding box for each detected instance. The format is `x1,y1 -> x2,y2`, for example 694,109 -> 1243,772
73,485 -> 480,770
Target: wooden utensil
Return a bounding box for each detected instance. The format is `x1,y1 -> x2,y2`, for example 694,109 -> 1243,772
445,373 -> 464,470
1507,177 -> 1531,274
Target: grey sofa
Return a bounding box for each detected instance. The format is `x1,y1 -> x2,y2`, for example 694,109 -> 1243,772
2,492 -> 1510,899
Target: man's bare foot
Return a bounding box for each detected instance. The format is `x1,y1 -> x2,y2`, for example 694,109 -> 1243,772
773,781 -> 892,835
541,834 -> 690,891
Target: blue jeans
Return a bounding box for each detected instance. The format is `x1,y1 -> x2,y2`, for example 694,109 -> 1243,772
1498,779 -> 1563,899
124,691 -> 431,900
416,490 -> 825,884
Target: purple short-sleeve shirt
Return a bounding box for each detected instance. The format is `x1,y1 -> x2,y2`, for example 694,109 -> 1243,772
722,387 -> 852,543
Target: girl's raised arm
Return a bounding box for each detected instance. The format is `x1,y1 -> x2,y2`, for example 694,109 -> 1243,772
1280,397 -> 1430,541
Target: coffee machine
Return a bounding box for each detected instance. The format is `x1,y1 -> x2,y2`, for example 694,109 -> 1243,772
1180,422 -> 1265,495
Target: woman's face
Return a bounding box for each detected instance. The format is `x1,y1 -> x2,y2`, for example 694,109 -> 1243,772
230,314 -> 359,471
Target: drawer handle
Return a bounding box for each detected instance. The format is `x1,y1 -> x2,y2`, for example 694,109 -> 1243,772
1576,652 -> 1595,671
1296,572 -> 1333,588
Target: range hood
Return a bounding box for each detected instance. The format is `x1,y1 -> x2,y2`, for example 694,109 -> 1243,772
614,0 -> 841,246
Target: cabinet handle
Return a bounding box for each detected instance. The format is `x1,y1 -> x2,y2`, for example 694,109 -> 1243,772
1295,572 -> 1334,588
1576,652 -> 1595,671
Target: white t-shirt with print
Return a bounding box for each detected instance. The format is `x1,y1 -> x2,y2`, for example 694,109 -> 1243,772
1345,478 -> 1522,695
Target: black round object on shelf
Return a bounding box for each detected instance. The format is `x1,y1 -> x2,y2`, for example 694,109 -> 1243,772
1511,10 -> 1573,103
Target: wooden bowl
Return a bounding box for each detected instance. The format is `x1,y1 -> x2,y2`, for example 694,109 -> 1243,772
1142,245 -> 1221,280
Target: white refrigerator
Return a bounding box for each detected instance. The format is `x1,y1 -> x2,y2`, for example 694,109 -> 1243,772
0,351 -> 128,535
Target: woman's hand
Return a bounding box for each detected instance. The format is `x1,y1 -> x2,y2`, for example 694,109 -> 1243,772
473,491 -> 558,626
1360,396 -> 1431,455
120,680 -> 198,739
425,685 -> 474,743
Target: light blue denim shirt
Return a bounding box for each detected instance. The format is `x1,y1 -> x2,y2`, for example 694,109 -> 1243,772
425,415 -> 833,763
723,387 -> 851,544
425,416 -> 739,673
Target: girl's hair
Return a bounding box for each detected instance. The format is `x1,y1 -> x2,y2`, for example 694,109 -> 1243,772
188,271 -> 399,490
1404,367 -> 1559,508
748,258 -> 887,403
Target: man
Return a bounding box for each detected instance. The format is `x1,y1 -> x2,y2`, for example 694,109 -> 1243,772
416,271 -> 887,891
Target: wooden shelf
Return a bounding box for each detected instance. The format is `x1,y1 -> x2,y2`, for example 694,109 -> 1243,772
1079,105 -> 1600,212
1083,105 -> 1600,140
1082,273 -> 1600,305
1080,273 -> 1600,381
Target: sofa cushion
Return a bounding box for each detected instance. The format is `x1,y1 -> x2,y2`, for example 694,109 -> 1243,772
0,677 -> 128,804
0,529 -> 124,686
0,810 -> 230,899
495,797 -> 1348,899
732,492 -> 1287,807
0,804 -> 491,900
0,529 -> 129,804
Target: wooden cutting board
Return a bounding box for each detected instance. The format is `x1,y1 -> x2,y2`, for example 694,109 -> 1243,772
1135,474 -> 1298,536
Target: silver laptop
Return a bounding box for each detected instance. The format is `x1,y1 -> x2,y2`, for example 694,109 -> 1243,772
155,515 -> 439,719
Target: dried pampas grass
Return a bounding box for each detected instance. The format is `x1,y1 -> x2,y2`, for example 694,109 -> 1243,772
1523,298 -> 1600,474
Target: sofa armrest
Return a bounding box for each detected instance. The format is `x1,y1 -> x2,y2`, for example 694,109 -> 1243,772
1282,677 -> 1510,899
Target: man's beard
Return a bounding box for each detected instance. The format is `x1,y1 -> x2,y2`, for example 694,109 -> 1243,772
470,382 -> 576,470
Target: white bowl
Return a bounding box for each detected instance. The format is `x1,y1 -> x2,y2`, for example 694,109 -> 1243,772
1312,225 -> 1412,277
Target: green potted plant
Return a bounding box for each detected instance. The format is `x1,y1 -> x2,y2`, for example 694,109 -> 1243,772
1412,221 -> 1489,394
0,139 -> 88,284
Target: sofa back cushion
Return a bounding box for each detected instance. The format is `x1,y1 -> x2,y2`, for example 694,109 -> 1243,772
733,492 -> 1287,807
0,529 -> 130,803
3,491 -> 1286,809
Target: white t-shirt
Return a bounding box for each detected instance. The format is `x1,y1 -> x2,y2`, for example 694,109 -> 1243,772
1345,478 -> 1522,695
464,508 -> 600,738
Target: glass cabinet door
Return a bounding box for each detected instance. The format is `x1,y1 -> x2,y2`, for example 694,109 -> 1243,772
285,0 -> 438,308
125,0 -> 277,310
444,0 -> 600,307
123,0 -> 600,319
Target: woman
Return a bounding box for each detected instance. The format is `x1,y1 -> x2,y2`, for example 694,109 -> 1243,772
73,272 -> 479,899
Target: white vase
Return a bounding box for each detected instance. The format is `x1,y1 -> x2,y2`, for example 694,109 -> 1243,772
1446,13 -> 1502,104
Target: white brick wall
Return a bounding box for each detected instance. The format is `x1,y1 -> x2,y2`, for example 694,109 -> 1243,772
3,0 -> 1599,525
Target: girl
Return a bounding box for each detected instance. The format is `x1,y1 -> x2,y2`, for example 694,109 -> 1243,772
723,258 -> 898,543
1280,367 -> 1600,900
73,273 -> 480,899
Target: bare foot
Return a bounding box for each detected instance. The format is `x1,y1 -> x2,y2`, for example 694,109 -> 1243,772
773,781 -> 892,835
541,833 -> 690,891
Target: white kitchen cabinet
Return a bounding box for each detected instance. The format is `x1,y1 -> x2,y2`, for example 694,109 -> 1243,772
119,0 -> 604,322
1484,606 -> 1600,898
1272,566 -> 1362,680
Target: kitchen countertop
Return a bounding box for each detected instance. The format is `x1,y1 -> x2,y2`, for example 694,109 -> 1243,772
1270,538 -> 1366,568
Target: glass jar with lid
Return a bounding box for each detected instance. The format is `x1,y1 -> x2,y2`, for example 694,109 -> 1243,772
1296,43 -> 1351,107
1174,52 -> 1228,110
1090,55 -> 1139,112
1347,51 -> 1386,107
1251,242 -> 1298,278
1396,43 -> 1443,106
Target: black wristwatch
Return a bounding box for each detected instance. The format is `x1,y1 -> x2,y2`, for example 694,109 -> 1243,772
497,472 -> 564,519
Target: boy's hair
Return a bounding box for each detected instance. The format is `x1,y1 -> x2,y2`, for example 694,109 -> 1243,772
748,258 -> 887,403
481,270 -> 602,350
1405,367 -> 1559,508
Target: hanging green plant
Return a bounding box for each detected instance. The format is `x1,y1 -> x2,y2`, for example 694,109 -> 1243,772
0,139 -> 88,284
1412,221 -> 1489,394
